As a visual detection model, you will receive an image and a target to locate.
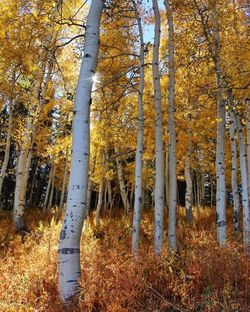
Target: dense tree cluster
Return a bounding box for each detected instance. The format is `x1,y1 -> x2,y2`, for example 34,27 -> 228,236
0,0 -> 249,305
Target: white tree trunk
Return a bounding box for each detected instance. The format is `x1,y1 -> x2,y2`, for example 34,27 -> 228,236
165,145 -> 169,209
211,5 -> 227,246
43,165 -> 53,214
184,120 -> 193,223
152,0 -> 165,256
96,178 -> 104,227
59,148 -> 69,215
58,0 -> 104,301
131,1 -> 145,255
234,110 -> 250,254
0,99 -> 13,197
164,0 -> 177,251
229,111 -> 240,232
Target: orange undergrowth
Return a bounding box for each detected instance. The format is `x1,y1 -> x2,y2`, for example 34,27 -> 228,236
0,208 -> 249,311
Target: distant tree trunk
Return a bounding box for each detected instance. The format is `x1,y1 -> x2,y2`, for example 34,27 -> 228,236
200,173 -> 205,206
96,178 -> 104,227
13,120 -> 35,231
164,0 -> 177,251
13,57 -> 53,231
48,165 -> 56,210
43,165 -> 53,214
59,148 -> 69,215
116,153 -> 130,213
165,145 -> 169,209
210,174 -> 214,208
229,111 -> 240,232
28,162 -> 38,208
132,0 -> 145,255
184,117 -> 193,223
247,101 -> 250,203
0,99 -> 13,198
152,0 -> 164,256
58,0 -> 104,301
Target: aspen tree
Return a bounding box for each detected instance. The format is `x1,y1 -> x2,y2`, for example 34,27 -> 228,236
152,0 -> 164,255
229,111 -> 240,232
164,0 -> 177,251
184,115 -> 193,223
58,0 -> 105,301
131,0 -> 145,255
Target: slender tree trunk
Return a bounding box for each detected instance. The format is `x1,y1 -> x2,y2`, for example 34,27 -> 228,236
43,165 -> 53,214
116,154 -> 130,213
28,162 -> 38,208
96,178 -> 104,227
164,0 -> 177,251
210,174 -> 213,208
184,118 -> 193,223
152,0 -> 164,256
13,120 -> 35,231
59,148 -> 69,215
58,0 -> 104,301
234,110 -> 250,254
247,102 -> 250,202
165,145 -> 169,209
210,5 -> 227,246
13,57 -> 53,230
229,111 -> 240,232
0,99 -> 13,197
132,1 -> 145,255
48,165 -> 56,210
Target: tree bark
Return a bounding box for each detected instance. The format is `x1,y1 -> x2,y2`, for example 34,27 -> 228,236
132,1 -> 145,255
229,111 -> 240,232
234,109 -> 250,255
184,118 -> 193,223
96,177 -> 104,227
59,148 -> 69,215
164,0 -> 177,251
58,0 -> 104,301
152,0 -> 165,256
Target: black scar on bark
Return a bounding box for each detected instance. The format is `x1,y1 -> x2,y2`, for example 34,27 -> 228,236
217,220 -> 226,227
58,248 -> 80,255
60,230 -> 66,240
66,280 -> 77,283
139,197 -> 142,203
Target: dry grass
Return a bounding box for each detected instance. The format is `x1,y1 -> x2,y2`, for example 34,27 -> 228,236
0,207 -> 249,311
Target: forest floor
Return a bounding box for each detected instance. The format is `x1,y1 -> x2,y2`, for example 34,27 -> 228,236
0,207 -> 249,312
